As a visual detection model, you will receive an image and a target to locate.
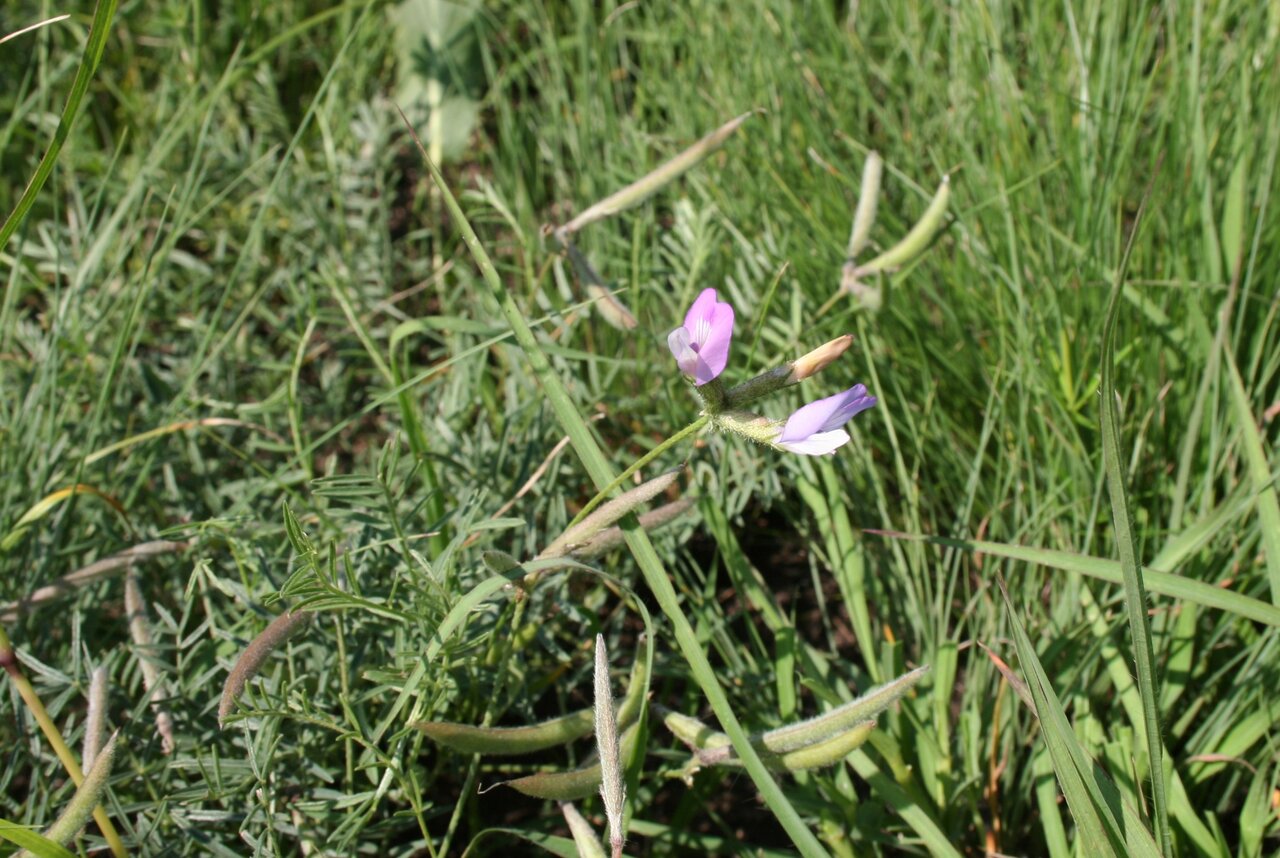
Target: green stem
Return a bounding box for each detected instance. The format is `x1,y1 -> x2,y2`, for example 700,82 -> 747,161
0,627 -> 128,857
404,117 -> 830,858
565,416 -> 709,532
812,289 -> 844,321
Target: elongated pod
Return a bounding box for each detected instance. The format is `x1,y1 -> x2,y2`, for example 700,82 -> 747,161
499,723 -> 640,800
416,640 -> 650,755
851,176 -> 950,279
218,610 -> 313,727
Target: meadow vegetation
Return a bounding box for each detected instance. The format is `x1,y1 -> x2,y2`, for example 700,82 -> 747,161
2,1 -> 1278,855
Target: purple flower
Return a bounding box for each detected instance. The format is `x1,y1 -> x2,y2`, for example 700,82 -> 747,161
667,288 -> 734,386
775,384 -> 877,455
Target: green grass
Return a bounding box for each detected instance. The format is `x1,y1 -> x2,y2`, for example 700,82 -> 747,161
3,0 -> 1279,855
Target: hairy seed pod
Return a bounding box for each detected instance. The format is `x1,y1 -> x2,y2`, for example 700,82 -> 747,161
668,667 -> 927,767
540,469 -> 683,559
0,540 -> 187,621
593,635 -> 626,858
417,708 -> 593,755
662,710 -> 731,751
125,571 -> 175,753
563,242 -> 638,331
568,498 -> 695,560
39,731 -> 119,849
82,666 -> 109,770
768,719 -> 876,772
557,111 -> 757,237
500,723 -> 639,800
218,610 -> 313,727
417,640 -> 650,756
756,666 -> 927,753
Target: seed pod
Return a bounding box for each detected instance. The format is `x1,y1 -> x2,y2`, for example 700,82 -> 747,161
768,719 -> 876,771
593,635 -> 626,858
668,667 -> 927,765
662,710 -> 731,751
755,665 -> 927,754
557,111 -> 757,237
82,666 -> 109,771
417,639 -> 650,756
500,723 -> 640,800
851,176 -> 951,279
218,609 -> 313,727
847,151 -> 883,258
39,731 -> 119,849
688,719 -> 877,772
418,708 -> 593,756
540,469 -> 683,559
125,571 -> 175,754
0,540 -> 187,621
564,242 -> 638,331
568,498 -> 695,559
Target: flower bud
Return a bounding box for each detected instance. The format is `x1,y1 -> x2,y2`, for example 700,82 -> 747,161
787,335 -> 854,383
722,336 -> 855,408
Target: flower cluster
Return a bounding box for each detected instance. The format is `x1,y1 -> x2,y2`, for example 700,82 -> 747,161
666,288 -> 876,456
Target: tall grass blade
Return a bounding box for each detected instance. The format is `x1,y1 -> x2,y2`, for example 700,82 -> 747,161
997,577 -> 1159,857
1223,347 -> 1280,604
1099,201 -> 1171,854
868,532 -> 1280,627
0,819 -> 76,858
0,0 -> 121,250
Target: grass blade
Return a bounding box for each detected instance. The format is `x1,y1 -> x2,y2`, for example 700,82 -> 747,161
868,532 -> 1280,627
0,819 -> 76,858
997,577 -> 1159,858
1223,347 -> 1280,604
0,0 -> 121,250
1099,201 -> 1171,853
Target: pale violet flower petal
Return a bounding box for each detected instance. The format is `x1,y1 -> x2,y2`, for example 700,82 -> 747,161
670,288 -> 735,385
776,384 -> 876,455
823,384 -> 876,428
777,429 -> 851,456
667,327 -> 699,377
693,302 -> 734,384
779,385 -> 877,442
778,389 -> 849,443
683,288 -> 720,334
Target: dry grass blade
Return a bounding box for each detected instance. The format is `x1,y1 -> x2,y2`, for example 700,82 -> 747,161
0,13 -> 70,45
